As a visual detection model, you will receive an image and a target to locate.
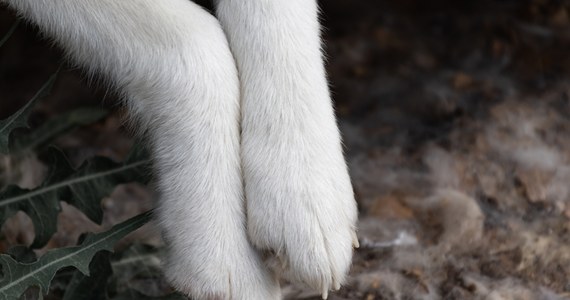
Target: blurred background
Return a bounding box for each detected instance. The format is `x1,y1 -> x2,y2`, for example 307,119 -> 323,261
1,0 -> 570,299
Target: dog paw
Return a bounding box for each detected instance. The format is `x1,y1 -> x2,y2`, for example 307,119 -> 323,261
243,136 -> 359,298
161,227 -> 281,300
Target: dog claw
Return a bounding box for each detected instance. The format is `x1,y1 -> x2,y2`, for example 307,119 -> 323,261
352,231 -> 360,248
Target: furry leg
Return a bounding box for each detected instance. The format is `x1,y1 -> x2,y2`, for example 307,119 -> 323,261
215,0 -> 359,297
2,0 -> 280,298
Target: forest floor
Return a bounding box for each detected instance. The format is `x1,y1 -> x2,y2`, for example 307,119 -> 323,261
1,0 -> 570,299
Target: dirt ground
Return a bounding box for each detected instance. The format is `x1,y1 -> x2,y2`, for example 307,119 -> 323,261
1,0 -> 570,299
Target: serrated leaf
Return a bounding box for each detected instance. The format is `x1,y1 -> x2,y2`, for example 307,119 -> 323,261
62,252 -> 112,300
12,107 -> 108,154
0,73 -> 57,154
0,210 -> 152,299
0,146 -> 150,248
0,20 -> 19,48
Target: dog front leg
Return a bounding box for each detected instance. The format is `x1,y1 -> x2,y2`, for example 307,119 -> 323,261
214,1 -> 359,297
2,0 -> 280,298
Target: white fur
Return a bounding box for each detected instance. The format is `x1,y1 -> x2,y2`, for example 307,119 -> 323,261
217,0 -> 356,296
2,0 -> 357,299
215,1 -> 358,295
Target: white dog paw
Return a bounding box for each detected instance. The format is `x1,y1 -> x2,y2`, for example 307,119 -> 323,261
243,140 -> 359,297
162,236 -> 281,300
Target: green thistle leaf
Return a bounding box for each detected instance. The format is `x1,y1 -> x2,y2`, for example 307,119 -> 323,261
0,210 -> 152,299
0,73 -> 57,154
0,146 -> 150,248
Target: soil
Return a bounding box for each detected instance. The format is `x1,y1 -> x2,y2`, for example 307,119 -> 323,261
1,0 -> 570,299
